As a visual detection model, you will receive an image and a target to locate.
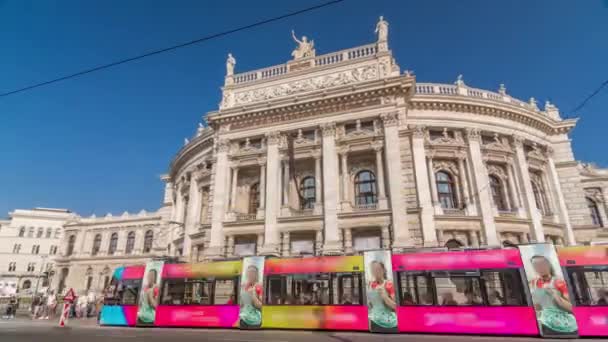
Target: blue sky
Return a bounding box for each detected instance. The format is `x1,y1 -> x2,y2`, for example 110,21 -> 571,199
1,0 -> 607,217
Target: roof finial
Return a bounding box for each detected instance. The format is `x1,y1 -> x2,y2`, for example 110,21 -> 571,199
498,83 -> 507,95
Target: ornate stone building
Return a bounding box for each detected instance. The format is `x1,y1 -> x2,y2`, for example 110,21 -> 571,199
50,17 -> 607,293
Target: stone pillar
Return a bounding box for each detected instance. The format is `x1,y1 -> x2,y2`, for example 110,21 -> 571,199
261,132 -> 281,255
230,166 -> 239,212
541,171 -> 556,219
501,178 -> 512,212
506,161 -> 525,217
373,143 -> 388,209
207,139 -> 230,258
183,176 -> 200,260
466,128 -> 499,246
257,158 -> 266,219
457,156 -> 470,211
320,123 -> 342,254
226,235 -> 235,257
469,230 -> 480,247
339,147 -> 352,211
281,232 -> 290,257
344,228 -> 353,254
160,175 -> 173,207
547,151 -> 576,245
281,160 -> 291,216
312,150 -> 323,215
411,126 -> 437,246
256,234 -> 264,255
427,155 -> 444,215
512,136 -> 545,243
382,113 -> 411,249
381,225 -> 391,249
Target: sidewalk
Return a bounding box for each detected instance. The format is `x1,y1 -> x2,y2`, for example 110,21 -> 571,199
2,316 -> 99,327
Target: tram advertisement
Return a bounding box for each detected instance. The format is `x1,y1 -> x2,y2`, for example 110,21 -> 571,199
363,250 -> 398,333
136,261 -> 164,326
239,256 -> 265,329
518,244 -> 578,338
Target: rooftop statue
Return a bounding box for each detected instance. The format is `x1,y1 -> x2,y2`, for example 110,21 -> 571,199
375,16 -> 389,42
226,53 -> 236,77
291,30 -> 315,60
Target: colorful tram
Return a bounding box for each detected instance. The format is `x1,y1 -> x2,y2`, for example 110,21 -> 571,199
100,244 -> 607,337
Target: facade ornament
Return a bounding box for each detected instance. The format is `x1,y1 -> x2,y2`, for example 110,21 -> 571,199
544,101 -> 561,120
486,164 -> 507,179
455,74 -> 465,87
226,53 -> 236,77
380,112 -> 399,127
371,141 -> 383,151
375,16 -> 389,51
512,135 -> 525,148
433,160 -> 459,176
320,122 -> 336,137
310,149 -> 322,159
465,128 -> 480,141
184,137 -> 190,146
217,138 -> 231,153
483,133 -> 511,152
411,125 -> 427,139
337,145 -> 350,156
585,188 -> 604,203
257,157 -> 267,166
218,124 -> 231,133
528,97 -> 539,111
527,142 -> 546,161
498,83 -> 507,95
291,30 -> 315,59
266,131 -> 281,145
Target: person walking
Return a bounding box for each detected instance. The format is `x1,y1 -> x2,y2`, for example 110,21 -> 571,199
45,291 -> 57,319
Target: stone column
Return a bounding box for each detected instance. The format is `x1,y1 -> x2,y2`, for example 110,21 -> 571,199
320,123 -> 342,254
230,166 -> 239,212
547,151 -> 576,245
226,235 -> 235,257
427,155 -> 444,215
457,156 -> 470,211
207,139 -> 230,258
512,136 -> 545,243
382,112 -> 410,249
466,128 -> 499,246
541,171 -> 556,219
256,234 -> 264,255
183,176 -> 200,260
261,132 -> 281,255
373,143 -> 388,209
381,225 -> 391,249
281,160 -> 291,216
257,158 -> 266,219
281,232 -> 290,257
501,178 -> 512,212
339,147 -> 352,211
312,150 -> 323,215
469,230 -> 480,247
506,161 -> 525,217
411,125 -> 437,246
343,228 -> 353,254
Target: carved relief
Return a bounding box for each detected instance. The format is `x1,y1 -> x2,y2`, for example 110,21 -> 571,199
486,163 -> 507,180
426,128 -> 465,147
320,122 -> 336,137
266,131 -> 281,145
229,66 -> 379,108
217,139 -> 230,153
483,133 -> 512,153
465,128 -> 480,141
433,160 -> 459,176
380,112 -> 399,127
411,125 -> 427,139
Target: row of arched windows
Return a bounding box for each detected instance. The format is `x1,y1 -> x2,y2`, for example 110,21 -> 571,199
67,230 -> 154,257
246,170 -> 379,211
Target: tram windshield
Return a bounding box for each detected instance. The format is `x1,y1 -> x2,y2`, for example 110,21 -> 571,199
103,278 -> 141,305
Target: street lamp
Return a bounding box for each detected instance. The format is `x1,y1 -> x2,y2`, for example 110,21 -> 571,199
33,255 -> 48,297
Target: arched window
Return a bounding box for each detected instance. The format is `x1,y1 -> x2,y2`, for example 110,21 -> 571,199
66,235 -> 76,256
436,171 -> 457,209
21,280 -> 31,290
91,234 -> 102,256
354,170 -> 377,205
36,228 -> 43,238
445,239 -> 463,250
249,183 -> 260,214
587,197 -> 603,227
143,230 -> 154,253
45,228 -> 52,238
108,233 -> 118,255
532,181 -> 549,215
489,175 -> 507,211
125,231 -> 135,254
300,176 -> 316,209
18,227 -> 25,237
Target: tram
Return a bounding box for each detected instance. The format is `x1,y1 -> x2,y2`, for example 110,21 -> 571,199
99,243 -> 607,337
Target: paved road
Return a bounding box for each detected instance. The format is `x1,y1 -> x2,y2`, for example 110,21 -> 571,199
0,319 -> 588,342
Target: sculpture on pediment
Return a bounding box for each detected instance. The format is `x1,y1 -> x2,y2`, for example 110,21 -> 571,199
375,16 -> 389,42
291,30 -> 315,60
226,53 -> 236,77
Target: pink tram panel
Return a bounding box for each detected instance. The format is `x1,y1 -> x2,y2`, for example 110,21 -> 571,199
392,249 -> 539,336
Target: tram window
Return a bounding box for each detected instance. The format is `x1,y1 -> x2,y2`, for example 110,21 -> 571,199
162,279 -> 186,305
332,273 -> 362,305
568,268 -> 608,306
214,279 -> 237,305
435,275 -> 482,306
481,270 -> 526,306
120,280 -> 141,305
185,280 -> 212,305
267,274 -> 333,305
397,273 -> 433,305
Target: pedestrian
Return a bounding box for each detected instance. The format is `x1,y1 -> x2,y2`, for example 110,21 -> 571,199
87,291 -> 96,318
31,295 -> 40,319
38,293 -> 48,320
45,291 -> 57,319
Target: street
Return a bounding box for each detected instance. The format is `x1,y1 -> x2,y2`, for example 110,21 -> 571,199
0,319 -> 588,342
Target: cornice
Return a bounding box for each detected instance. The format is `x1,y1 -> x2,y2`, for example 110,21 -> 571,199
169,130 -> 215,179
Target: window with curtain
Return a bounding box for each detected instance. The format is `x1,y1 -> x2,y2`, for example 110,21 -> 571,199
300,176 -> 316,209
92,234 -> 102,256
66,235 -> 76,256
108,233 -> 118,255
354,170 -> 377,205
587,197 -> 603,227
249,183 -> 260,214
125,231 -> 136,254
143,230 -> 154,253
436,171 -> 458,209
489,175 -> 507,211
532,181 -> 549,215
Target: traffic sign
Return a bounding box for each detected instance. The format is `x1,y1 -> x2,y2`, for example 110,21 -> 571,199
63,288 -> 76,303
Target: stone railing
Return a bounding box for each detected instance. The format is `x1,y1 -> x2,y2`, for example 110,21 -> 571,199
354,202 -> 378,211
232,43 -> 379,86
290,208 -> 315,217
415,83 -> 536,112
442,208 -> 465,216
235,213 -> 257,221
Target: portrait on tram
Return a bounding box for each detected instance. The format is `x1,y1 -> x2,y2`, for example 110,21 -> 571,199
136,261 -> 163,326
239,256 -> 265,329
519,244 -> 578,337
363,250 -> 398,333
